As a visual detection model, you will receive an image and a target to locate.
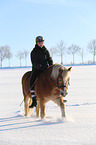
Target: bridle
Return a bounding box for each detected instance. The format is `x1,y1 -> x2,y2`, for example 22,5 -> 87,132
57,74 -> 68,89
48,74 -> 68,89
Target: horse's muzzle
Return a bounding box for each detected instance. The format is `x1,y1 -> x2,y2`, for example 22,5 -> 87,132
60,90 -> 68,97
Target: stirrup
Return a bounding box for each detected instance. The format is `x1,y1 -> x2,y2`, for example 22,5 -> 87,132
29,101 -> 37,108
29,104 -> 37,108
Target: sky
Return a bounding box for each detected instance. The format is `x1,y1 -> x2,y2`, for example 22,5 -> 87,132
0,0 -> 96,67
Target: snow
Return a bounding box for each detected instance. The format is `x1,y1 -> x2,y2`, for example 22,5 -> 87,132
0,65 -> 96,145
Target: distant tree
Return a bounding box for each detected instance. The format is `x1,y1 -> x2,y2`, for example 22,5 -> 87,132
23,50 -> 29,66
56,40 -> 66,64
67,44 -> 81,64
87,39 -> 96,63
5,45 -> 12,67
0,45 -> 11,67
16,51 -> 24,66
79,48 -> 84,64
49,47 -> 58,57
79,48 -> 86,64
0,46 -> 5,67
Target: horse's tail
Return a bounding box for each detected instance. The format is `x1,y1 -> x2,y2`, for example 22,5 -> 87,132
22,74 -> 26,102
21,71 -> 32,101
21,71 -> 34,116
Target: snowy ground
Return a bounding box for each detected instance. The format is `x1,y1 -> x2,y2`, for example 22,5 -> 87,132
0,65 -> 96,145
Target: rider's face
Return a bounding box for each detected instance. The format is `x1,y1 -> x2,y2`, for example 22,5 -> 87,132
37,41 -> 44,48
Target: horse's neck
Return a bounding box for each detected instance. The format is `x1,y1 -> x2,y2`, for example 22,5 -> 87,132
47,66 -> 53,77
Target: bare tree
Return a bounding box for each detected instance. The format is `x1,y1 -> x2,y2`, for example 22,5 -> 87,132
0,45 -> 11,67
49,47 -> 58,57
0,46 -> 5,67
79,48 -> 86,64
87,39 -> 96,63
57,40 -> 66,64
16,51 -> 24,66
79,48 -> 84,64
5,45 -> 12,67
23,50 -> 29,66
67,44 -> 81,64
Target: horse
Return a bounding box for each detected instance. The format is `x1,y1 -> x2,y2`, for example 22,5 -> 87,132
22,63 -> 72,119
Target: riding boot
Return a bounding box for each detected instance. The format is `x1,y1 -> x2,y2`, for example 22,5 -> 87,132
29,90 -> 37,108
29,96 -> 37,108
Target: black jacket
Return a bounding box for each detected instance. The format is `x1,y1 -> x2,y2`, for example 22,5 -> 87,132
31,44 -> 53,70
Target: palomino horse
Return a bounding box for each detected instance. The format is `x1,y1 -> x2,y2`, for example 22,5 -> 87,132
22,63 -> 72,119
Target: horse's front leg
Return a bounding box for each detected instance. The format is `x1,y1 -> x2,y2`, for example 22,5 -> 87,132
52,96 -> 65,117
60,100 -> 65,117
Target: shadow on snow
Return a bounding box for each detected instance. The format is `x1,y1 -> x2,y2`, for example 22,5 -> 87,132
0,115 -> 64,132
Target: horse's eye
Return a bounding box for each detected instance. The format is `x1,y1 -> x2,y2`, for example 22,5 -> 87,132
59,79 -> 62,82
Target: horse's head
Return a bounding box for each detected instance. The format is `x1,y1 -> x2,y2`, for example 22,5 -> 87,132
51,64 -> 72,97
57,66 -> 72,97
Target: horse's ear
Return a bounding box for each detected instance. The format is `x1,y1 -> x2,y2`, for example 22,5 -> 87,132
59,67 -> 63,74
68,67 -> 72,71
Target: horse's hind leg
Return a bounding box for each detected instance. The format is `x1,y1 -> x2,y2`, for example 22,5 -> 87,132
28,98 -> 34,115
24,97 -> 29,116
40,100 -> 45,119
36,103 -> 40,117
24,97 -> 34,116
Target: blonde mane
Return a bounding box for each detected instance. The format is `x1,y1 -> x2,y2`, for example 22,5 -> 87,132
51,63 -> 67,79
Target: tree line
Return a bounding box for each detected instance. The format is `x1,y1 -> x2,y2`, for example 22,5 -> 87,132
0,39 -> 96,67
49,39 -> 96,64
0,46 -> 29,67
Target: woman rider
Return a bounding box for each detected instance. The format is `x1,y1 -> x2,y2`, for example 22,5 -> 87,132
29,36 -> 53,108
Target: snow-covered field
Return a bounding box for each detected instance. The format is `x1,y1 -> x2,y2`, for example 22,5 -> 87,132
0,65 -> 96,145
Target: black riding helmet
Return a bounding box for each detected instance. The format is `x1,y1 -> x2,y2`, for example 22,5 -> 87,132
36,36 -> 44,43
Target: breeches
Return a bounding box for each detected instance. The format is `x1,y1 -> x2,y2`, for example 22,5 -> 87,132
30,69 -> 42,90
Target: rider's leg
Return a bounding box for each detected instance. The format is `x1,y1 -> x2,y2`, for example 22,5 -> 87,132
29,70 -> 37,108
29,70 -> 42,108
29,89 -> 37,108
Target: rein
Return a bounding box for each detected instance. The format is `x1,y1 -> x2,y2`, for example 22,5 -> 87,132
20,70 -> 68,106
19,77 -> 38,106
